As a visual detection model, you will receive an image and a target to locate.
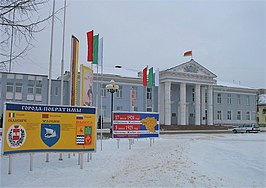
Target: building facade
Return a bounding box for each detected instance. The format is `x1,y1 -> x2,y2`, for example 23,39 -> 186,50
257,94 -> 266,125
0,59 -> 258,127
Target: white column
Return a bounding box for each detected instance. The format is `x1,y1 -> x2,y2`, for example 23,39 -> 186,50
201,86 -> 206,125
164,81 -> 171,125
180,82 -> 186,125
207,85 -> 213,125
195,84 -> 201,125
159,83 -> 165,124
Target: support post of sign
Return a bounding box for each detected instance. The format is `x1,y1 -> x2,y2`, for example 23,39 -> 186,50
46,153 -> 49,162
89,153 -> 92,160
59,153 -> 63,161
129,139 -> 132,150
68,153 -> 70,158
150,138 -> 152,147
153,138 -> 155,143
30,153 -> 33,171
78,153 -> 80,165
117,139 -> 120,149
80,153 -> 84,169
8,155 -> 12,175
87,153 -> 90,162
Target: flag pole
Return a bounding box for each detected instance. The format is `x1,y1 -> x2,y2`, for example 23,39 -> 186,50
100,39 -> 103,151
59,0 -> 67,161
46,0 -> 56,163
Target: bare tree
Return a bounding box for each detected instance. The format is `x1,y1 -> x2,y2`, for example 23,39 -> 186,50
0,0 -> 54,71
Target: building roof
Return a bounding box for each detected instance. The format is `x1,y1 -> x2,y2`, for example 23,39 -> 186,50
92,66 -> 139,78
216,79 -> 254,89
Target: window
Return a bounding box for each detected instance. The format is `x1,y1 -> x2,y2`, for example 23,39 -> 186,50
28,84 -> 34,94
147,107 -> 152,112
134,106 -> 138,111
147,87 -> 152,100
15,83 -> 22,93
237,111 -> 241,120
7,82 -> 14,92
101,85 -> 106,97
116,106 -> 122,111
246,111 -> 250,120
227,111 -> 232,120
227,94 -> 232,104
237,95 -> 241,104
36,87 -> 42,95
217,93 -> 221,104
28,75 -> 35,80
246,96 -> 250,105
54,86 -> 59,96
7,74 -> 14,79
36,81 -> 42,95
217,111 -> 222,120
205,93 -> 208,103
192,88 -> 195,102
116,86 -> 122,98
263,108 -> 266,114
16,74 -> 23,79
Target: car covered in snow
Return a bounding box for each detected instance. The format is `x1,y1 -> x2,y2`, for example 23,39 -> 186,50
232,124 -> 260,133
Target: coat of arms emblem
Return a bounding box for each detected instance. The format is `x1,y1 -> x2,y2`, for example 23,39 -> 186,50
7,124 -> 26,148
41,124 -> 60,147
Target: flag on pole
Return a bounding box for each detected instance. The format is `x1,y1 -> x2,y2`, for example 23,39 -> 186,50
155,68 -> 159,87
184,50 -> 192,57
98,37 -> 103,67
87,30 -> 93,62
92,34 -> 99,64
148,67 -> 154,86
143,66 -> 147,86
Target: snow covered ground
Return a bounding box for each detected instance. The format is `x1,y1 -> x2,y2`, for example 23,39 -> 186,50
1,133 -> 265,187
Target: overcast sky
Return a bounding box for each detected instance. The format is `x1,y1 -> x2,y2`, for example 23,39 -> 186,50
11,0 -> 266,88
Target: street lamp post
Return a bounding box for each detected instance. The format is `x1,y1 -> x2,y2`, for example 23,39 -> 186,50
105,80 -> 119,134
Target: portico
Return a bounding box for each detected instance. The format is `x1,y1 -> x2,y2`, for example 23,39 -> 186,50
159,59 -> 217,126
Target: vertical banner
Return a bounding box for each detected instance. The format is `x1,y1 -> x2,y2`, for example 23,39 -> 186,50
81,65 -> 94,106
143,66 -> 147,86
2,103 -> 96,155
155,68 -> 159,87
92,34 -> 99,65
148,67 -> 154,86
87,30 -> 93,62
70,35 -> 79,106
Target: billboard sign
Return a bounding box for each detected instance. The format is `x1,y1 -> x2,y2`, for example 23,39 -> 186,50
2,103 -> 96,155
113,111 -> 159,138
80,64 -> 93,106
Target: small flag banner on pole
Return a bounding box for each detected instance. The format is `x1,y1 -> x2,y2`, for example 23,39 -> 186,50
143,66 -> 147,86
70,35 -> 79,106
98,37 -> 103,67
155,68 -> 159,87
148,67 -> 154,86
87,30 -> 93,62
184,50 -> 192,57
92,34 -> 99,64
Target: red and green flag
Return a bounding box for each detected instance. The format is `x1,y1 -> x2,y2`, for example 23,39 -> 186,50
184,50 -> 192,57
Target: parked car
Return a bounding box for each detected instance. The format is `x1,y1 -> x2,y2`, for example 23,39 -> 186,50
232,124 -> 260,133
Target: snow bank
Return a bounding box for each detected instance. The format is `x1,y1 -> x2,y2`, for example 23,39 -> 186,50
1,133 -> 265,187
